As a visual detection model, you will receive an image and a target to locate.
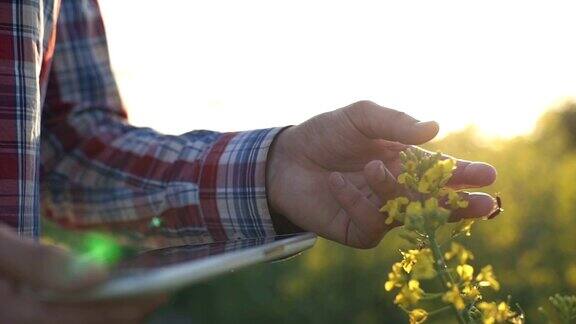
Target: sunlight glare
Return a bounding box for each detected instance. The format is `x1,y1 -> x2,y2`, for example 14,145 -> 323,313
98,0 -> 576,139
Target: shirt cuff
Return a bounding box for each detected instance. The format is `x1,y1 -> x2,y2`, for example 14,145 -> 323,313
198,127 -> 283,241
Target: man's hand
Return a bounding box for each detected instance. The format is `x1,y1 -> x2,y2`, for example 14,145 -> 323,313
0,225 -> 167,324
267,101 -> 497,248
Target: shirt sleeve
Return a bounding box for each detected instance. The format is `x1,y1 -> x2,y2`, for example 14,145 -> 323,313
0,0 -> 56,238
41,0 -> 280,248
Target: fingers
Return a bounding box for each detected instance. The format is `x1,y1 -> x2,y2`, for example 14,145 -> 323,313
343,100 -> 439,145
328,172 -> 387,248
0,270 -> 166,324
411,147 -> 497,189
448,160 -> 497,189
450,192 -> 498,221
363,160 -> 399,201
0,225 -> 107,292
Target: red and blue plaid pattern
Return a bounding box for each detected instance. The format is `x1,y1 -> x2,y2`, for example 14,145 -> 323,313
1,0 -> 279,246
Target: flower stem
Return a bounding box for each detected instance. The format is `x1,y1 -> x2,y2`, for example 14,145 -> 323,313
420,292 -> 445,300
427,305 -> 453,317
428,231 -> 467,324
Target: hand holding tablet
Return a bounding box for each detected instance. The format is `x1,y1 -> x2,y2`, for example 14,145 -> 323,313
41,233 -> 316,302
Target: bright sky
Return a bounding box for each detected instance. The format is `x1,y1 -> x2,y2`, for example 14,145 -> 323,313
99,0 -> 576,138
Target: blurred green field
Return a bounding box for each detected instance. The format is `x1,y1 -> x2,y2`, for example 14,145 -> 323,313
47,102 -> 576,323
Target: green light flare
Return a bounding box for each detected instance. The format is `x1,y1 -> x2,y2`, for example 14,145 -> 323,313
77,232 -> 123,267
149,217 -> 163,228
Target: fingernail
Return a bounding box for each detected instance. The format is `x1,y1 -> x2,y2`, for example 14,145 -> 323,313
413,121 -> 438,129
330,173 -> 346,189
377,161 -> 388,180
377,160 -> 385,172
465,162 -> 497,185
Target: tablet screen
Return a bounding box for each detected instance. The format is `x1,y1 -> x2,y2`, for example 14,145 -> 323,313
40,232 -> 316,301
113,233 -> 306,274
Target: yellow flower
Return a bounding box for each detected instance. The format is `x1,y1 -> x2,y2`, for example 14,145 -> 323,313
404,201 -> 425,231
422,197 -> 451,229
478,301 -> 518,324
441,188 -> 470,209
442,284 -> 466,310
394,280 -> 424,308
398,172 -> 412,184
407,201 -> 423,216
424,197 -> 439,212
417,180 -> 431,194
476,265 -> 500,291
438,158 -> 456,181
457,264 -> 475,282
409,309 -> 428,324
451,219 -> 475,237
398,172 -> 418,191
397,248 -> 437,280
380,197 -> 410,225
400,250 -> 419,273
398,172 -> 408,184
462,283 -> 481,301
405,160 -> 418,174
444,242 -> 475,265
411,248 -> 437,280
385,263 -> 407,291
418,159 -> 456,194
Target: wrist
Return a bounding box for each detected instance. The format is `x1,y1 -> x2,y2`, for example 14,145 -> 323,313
266,127 -> 290,215
266,127 -> 302,233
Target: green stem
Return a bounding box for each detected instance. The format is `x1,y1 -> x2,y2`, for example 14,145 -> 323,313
428,231 -> 467,324
427,305 -> 453,317
420,292 -> 445,300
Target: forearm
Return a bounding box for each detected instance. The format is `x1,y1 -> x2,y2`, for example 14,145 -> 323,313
42,118 -> 283,247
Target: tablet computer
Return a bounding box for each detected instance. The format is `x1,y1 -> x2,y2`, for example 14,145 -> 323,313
43,232 -> 317,302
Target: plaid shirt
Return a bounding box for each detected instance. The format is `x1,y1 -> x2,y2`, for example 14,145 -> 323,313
0,0 -> 281,246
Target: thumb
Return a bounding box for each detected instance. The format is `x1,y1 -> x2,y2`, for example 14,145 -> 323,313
343,100 -> 439,144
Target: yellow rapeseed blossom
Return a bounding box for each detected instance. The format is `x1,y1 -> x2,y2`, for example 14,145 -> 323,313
442,284 -> 466,310
462,283 -> 481,301
398,172 -> 418,189
404,201 -> 425,231
405,160 -> 418,174
409,309 -> 428,324
398,248 -> 436,280
478,301 -> 518,324
400,250 -> 419,273
444,242 -> 475,265
417,181 -> 431,194
381,149 -> 515,323
423,197 -> 439,213
476,265 -> 501,291
441,187 -> 470,209
411,248 -> 437,280
422,197 -> 451,229
385,263 -> 407,291
418,159 -> 456,194
380,196 -> 410,225
452,219 -> 475,237
394,280 -> 424,308
457,264 -> 475,282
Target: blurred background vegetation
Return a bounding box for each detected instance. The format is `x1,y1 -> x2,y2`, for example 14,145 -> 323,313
46,102 -> 576,323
